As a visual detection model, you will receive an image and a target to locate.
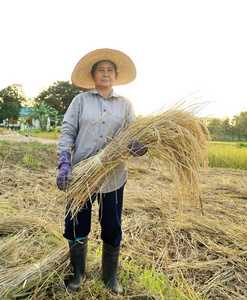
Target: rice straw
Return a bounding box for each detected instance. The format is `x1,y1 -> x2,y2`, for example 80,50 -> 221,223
66,102 -> 209,218
0,245 -> 68,298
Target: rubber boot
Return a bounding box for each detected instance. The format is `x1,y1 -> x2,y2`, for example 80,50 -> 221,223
67,236 -> 88,292
102,242 -> 123,295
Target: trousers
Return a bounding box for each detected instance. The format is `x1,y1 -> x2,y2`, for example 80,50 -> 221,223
63,184 -> 125,247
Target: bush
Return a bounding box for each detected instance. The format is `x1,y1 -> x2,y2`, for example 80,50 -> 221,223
236,142 -> 247,148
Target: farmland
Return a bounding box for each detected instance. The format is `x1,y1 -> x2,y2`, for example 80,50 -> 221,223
208,141 -> 247,170
0,134 -> 247,299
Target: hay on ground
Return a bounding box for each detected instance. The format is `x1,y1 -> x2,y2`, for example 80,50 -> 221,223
0,245 -> 68,298
0,216 -> 69,298
1,150 -> 247,299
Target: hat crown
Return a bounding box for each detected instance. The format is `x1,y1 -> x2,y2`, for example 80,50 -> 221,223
71,48 -> 136,89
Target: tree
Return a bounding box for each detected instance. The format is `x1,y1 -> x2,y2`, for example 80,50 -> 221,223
206,118 -> 224,140
48,107 -> 64,138
0,84 -> 26,123
221,117 -> 234,140
233,111 -> 247,140
29,101 -> 51,131
35,81 -> 88,114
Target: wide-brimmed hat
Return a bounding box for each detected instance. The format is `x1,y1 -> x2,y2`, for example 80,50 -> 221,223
71,48 -> 136,89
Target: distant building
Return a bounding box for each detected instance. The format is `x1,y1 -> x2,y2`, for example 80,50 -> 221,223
0,107 -> 50,131
18,107 -> 40,130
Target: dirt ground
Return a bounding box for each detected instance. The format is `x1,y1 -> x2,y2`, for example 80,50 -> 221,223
0,132 -> 59,144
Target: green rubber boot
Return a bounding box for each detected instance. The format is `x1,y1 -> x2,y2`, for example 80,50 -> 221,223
67,236 -> 88,292
102,242 -> 123,295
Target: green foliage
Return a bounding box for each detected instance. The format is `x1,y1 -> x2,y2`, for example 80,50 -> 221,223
233,111 -> 247,140
28,101 -> 49,130
205,112 -> 247,141
236,142 -> 247,148
120,258 -> 169,298
23,154 -> 41,168
35,80 -> 88,114
0,84 -> 26,122
48,107 -> 63,138
28,101 -> 62,132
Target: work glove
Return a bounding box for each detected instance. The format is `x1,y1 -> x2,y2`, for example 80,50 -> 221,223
127,140 -> 147,157
56,152 -> 72,191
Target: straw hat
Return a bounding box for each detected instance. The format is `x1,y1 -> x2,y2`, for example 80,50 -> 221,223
71,48 -> 136,89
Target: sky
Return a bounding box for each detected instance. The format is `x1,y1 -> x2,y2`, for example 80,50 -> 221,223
0,0 -> 247,119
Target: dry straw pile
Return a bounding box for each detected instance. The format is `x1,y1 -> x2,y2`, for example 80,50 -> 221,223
0,216 -> 69,299
1,129 -> 247,299
66,102 -> 209,217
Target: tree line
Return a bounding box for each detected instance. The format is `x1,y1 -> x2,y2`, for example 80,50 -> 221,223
1,82 -> 247,140
204,113 -> 247,141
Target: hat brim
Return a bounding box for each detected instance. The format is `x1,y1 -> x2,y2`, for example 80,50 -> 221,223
71,48 -> 137,89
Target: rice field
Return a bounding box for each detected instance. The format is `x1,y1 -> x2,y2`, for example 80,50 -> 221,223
0,136 -> 247,299
208,141 -> 247,170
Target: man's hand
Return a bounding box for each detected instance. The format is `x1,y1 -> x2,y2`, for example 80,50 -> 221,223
127,140 -> 147,157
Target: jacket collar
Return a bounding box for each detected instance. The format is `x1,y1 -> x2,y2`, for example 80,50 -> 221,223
89,89 -> 122,99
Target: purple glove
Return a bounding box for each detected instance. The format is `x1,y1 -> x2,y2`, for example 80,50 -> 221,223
127,140 -> 147,157
56,152 -> 72,191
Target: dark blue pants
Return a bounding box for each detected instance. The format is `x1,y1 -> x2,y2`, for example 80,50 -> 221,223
63,185 -> 124,247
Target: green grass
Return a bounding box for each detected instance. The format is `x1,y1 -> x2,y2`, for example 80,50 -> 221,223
0,140 -> 58,169
20,131 -> 61,139
23,154 -> 42,168
207,141 -> 247,170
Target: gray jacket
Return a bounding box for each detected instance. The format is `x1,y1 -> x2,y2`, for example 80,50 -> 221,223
57,89 -> 136,193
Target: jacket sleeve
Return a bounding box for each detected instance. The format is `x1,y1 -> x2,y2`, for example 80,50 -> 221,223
57,95 -> 81,155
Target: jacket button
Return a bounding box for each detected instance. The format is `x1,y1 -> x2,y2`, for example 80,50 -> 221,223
102,121 -> 105,124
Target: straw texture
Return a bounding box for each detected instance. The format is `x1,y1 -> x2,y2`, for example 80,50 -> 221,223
0,245 -> 68,298
66,102 -> 209,218
71,48 -> 137,88
0,215 -> 69,298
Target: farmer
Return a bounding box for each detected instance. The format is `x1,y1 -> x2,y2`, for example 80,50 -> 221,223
56,48 -> 147,294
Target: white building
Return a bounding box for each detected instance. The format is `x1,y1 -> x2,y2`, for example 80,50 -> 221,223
0,107 -> 50,131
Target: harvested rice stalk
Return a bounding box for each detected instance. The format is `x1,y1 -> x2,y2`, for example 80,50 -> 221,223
0,216 -> 61,239
0,231 -> 26,267
0,215 -> 68,298
66,102 -> 209,218
0,245 -> 69,298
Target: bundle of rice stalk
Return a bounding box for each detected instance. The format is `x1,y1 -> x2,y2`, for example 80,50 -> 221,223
0,216 -> 61,239
0,231 -> 26,267
66,102 -> 209,218
0,245 -> 69,298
